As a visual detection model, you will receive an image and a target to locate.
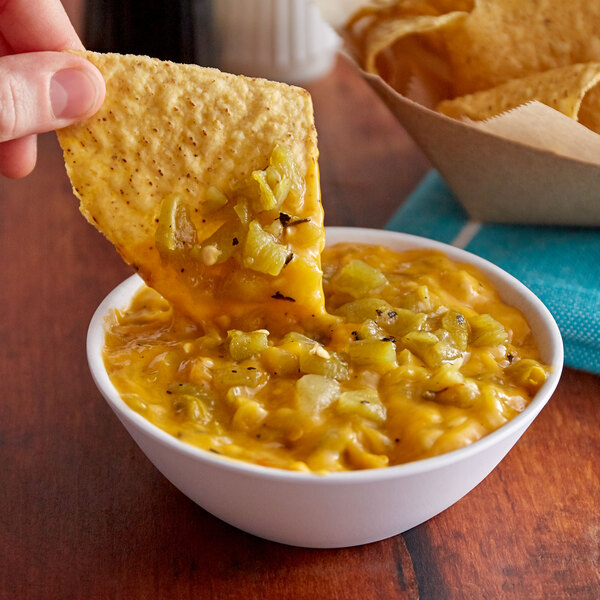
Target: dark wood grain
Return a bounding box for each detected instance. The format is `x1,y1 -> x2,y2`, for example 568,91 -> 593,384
1,54 -> 599,600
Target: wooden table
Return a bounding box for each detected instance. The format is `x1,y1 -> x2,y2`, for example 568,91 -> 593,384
1,56 -> 599,600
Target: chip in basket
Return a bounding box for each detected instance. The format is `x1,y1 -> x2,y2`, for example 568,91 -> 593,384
343,0 -> 600,133
437,63 -> 600,124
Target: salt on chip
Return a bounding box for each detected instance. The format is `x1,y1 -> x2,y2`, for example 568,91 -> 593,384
437,63 -> 600,125
57,51 -> 326,331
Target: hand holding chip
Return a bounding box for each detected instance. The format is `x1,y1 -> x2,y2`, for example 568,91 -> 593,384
0,0 -> 105,178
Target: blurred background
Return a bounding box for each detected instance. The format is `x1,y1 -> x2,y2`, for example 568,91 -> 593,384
62,0 -> 340,85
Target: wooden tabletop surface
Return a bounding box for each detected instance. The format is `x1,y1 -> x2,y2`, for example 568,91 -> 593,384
1,54 -> 599,599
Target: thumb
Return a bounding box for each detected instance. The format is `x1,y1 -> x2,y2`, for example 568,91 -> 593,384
0,51 -> 105,143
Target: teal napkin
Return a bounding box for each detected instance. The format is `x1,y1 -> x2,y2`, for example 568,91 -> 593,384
386,171 -> 600,374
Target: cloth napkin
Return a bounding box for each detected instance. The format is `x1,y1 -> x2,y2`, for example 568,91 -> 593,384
386,171 -> 600,375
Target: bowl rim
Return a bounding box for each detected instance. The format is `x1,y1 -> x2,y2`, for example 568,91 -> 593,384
87,227 -> 564,484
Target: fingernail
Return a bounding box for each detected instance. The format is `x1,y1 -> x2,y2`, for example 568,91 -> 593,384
50,69 -> 99,119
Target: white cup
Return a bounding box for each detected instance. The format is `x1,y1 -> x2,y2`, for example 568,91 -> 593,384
212,0 -> 341,84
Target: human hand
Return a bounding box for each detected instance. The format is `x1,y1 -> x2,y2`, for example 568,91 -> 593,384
0,0 -> 105,178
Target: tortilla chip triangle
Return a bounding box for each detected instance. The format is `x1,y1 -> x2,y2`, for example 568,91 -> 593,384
57,51 -> 327,332
437,63 -> 600,123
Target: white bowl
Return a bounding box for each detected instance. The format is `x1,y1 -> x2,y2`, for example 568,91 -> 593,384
87,227 -> 563,548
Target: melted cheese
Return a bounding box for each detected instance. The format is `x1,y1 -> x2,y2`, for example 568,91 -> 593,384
104,243 -> 549,473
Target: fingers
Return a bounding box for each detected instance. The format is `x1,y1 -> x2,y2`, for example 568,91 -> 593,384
0,51 -> 105,143
0,0 -> 83,54
0,134 -> 36,178
0,1 -> 94,177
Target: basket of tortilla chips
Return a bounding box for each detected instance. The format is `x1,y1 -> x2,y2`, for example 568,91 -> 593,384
315,0 -> 600,225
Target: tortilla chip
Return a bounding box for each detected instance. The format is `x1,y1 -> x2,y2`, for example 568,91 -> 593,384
342,0 -> 474,101
374,28 -> 458,101
57,51 -> 326,332
344,0 -> 473,71
362,11 -> 468,74
437,63 -> 600,123
578,85 -> 600,135
444,0 -> 600,96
